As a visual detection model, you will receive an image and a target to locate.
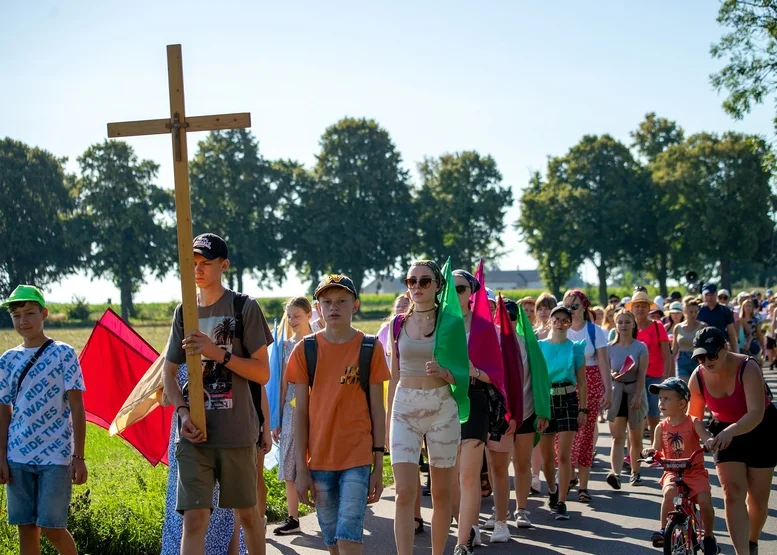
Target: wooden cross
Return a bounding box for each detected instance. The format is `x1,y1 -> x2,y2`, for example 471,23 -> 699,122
107,44 -> 251,439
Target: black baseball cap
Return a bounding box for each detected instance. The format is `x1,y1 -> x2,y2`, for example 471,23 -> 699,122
692,326 -> 727,360
314,274 -> 359,300
669,291 -> 682,301
504,299 -> 519,322
648,377 -> 691,401
550,305 -> 572,319
193,233 -> 229,260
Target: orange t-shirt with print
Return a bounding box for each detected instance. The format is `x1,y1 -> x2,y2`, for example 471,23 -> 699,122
287,330 -> 390,471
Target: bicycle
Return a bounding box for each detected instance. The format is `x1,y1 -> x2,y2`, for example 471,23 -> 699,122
639,447 -> 717,555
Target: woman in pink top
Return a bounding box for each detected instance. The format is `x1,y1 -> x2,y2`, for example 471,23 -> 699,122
689,327 -> 777,555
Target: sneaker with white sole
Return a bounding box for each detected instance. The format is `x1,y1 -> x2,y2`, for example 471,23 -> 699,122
482,509 -> 496,530
273,516 -> 300,535
470,525 -> 482,547
491,521 -> 510,543
530,475 -> 541,495
514,508 -> 532,528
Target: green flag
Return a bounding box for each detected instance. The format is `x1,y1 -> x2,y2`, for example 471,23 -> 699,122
515,305 -> 550,434
433,257 -> 470,423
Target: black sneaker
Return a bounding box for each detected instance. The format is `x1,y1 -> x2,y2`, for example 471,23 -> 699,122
749,540 -> 758,555
548,484 -> 559,512
606,472 -> 621,490
554,502 -> 569,520
273,516 -> 300,535
703,536 -> 719,555
453,544 -> 472,555
629,473 -> 642,486
651,529 -> 665,547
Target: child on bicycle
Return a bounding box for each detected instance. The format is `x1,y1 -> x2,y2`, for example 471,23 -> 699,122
641,377 -> 717,555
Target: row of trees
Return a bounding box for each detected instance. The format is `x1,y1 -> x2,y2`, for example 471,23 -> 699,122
518,113 -> 776,304
1,118 -> 512,319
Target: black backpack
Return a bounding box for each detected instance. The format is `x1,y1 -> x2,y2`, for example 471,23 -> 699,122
303,333 -> 377,418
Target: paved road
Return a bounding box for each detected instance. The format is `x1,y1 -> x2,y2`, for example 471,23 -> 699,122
268,371 -> 777,554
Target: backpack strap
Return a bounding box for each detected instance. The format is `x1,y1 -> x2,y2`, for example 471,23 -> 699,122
359,335 -> 377,433
303,334 -> 318,389
392,314 -> 405,361
13,339 -> 55,405
232,291 -> 250,358
586,321 -> 597,351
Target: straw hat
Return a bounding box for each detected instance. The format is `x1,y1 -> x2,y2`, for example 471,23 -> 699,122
624,290 -> 657,311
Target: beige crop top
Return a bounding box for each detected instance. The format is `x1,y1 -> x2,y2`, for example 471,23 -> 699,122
675,323 -> 702,352
398,326 -> 434,378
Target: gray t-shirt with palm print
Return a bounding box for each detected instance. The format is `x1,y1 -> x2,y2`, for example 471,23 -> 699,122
166,289 -> 271,448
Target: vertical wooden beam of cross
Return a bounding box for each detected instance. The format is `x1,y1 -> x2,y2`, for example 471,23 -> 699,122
106,44 -> 251,439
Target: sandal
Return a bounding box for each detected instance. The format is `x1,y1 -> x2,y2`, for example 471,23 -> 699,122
414,517 -> 425,534
578,489 -> 592,503
481,472 -> 492,498
567,477 -> 578,493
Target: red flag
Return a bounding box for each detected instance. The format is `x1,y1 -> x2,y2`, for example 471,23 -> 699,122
79,309 -> 173,466
469,259 -> 508,416
496,294 -> 524,423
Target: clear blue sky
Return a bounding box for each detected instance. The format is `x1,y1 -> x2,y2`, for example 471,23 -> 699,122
1,1 -> 772,302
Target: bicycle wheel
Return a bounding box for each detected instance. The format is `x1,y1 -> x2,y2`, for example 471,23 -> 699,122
664,519 -> 690,555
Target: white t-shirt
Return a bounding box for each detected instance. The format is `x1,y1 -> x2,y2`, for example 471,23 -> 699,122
0,342 -> 86,465
567,323 -> 608,367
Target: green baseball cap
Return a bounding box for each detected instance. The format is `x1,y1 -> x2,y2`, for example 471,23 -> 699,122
1,285 -> 46,309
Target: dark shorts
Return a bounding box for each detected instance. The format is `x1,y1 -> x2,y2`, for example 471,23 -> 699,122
767,337 -> 776,350
709,403 -> 777,468
617,393 -> 629,418
543,389 -> 579,435
516,413 -> 537,435
461,388 -> 488,443
175,443 -> 258,513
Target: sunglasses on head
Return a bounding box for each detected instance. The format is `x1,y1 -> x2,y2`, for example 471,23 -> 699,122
455,284 -> 469,295
694,351 -> 720,364
405,277 -> 435,289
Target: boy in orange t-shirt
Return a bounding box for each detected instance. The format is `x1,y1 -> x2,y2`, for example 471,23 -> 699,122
287,274 -> 390,553
642,377 -> 717,555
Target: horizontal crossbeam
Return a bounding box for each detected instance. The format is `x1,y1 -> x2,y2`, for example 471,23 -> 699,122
107,112 -> 251,138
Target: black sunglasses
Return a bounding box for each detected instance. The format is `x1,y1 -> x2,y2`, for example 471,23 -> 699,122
694,351 -> 720,364
405,277 -> 435,289
567,303 -> 581,311
455,284 -> 469,295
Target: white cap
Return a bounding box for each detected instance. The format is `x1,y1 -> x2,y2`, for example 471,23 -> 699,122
486,287 -> 496,303
654,296 -> 665,310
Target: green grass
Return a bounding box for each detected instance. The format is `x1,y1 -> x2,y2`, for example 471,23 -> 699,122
0,318 -> 391,554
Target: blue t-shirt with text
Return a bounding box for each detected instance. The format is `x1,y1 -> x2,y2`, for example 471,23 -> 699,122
0,341 -> 86,465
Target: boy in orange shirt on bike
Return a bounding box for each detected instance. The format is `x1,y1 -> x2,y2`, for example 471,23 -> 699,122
641,377 -> 718,555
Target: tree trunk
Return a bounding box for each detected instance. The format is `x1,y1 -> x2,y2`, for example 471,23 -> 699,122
720,257 -> 731,292
597,262 -> 608,307
120,279 -> 134,321
657,251 -> 668,298
235,264 -> 243,293
227,272 -> 235,291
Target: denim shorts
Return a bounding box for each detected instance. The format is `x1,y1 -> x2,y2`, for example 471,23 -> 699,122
676,352 -> 695,381
309,465 -> 370,546
6,463 -> 72,528
645,376 -> 663,418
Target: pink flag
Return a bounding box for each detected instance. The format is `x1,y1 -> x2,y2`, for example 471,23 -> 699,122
496,294 -> 523,424
468,259 -> 508,413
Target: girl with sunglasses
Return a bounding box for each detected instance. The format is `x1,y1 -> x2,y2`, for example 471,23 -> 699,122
449,269 -> 498,553
562,290 -> 612,503
387,261 -> 460,555
538,306 -> 587,521
688,326 -> 777,555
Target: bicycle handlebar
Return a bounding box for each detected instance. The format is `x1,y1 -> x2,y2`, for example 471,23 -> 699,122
638,447 -> 706,468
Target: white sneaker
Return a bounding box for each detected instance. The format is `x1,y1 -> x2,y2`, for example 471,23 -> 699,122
471,525 -> 482,546
514,508 -> 532,528
482,509 -> 496,530
491,521 -> 510,543
531,475 -> 541,494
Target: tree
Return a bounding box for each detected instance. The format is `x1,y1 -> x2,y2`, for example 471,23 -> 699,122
287,118 -> 415,292
517,172 -> 584,298
652,132 -> 776,291
629,113 -> 689,296
189,130 -> 285,291
547,135 -> 647,305
711,1 -> 777,132
416,151 -> 513,271
76,141 -> 174,320
0,138 -> 85,298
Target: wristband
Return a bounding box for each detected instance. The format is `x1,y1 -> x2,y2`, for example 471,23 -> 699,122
579,408 -> 589,414
176,405 -> 189,415
475,368 -> 482,379
72,455 -> 86,461
372,447 -> 385,453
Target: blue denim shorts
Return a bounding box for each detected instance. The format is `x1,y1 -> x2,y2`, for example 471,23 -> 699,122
6,463 -> 72,528
309,465 -> 370,546
676,352 -> 695,381
645,376 -> 663,418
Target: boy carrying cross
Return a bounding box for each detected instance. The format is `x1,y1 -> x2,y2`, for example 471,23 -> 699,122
0,285 -> 87,555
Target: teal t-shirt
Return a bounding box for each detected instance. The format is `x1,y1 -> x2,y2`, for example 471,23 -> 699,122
538,339 -> 585,385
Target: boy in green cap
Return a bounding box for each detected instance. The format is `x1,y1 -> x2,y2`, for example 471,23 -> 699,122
0,285 -> 87,555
